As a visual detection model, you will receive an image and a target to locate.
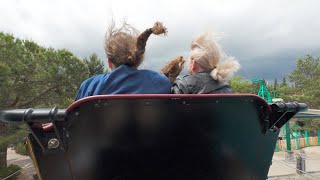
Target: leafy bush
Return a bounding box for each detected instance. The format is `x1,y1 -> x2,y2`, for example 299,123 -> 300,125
14,142 -> 27,156
0,164 -> 21,179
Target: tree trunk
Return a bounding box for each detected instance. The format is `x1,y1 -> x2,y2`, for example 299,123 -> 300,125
0,123 -> 8,168
0,146 -> 7,168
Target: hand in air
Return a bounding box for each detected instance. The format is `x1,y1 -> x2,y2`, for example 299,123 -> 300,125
161,56 -> 185,82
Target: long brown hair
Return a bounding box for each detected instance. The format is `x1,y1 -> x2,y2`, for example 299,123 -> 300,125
161,56 -> 185,82
105,20 -> 167,68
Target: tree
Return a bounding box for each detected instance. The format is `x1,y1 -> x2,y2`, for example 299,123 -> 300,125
0,33 -> 89,108
84,53 -> 105,77
281,76 -> 287,87
229,76 -> 259,94
0,32 -> 90,168
0,124 -> 26,168
288,55 -> 320,108
274,78 -> 278,91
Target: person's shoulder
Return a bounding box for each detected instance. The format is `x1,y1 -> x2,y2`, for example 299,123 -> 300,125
180,74 -> 191,80
82,74 -> 105,85
139,69 -> 161,75
179,74 -> 199,85
140,69 -> 169,80
172,75 -> 192,94
75,74 -> 101,100
79,74 -> 111,91
139,70 -> 172,91
75,74 -> 109,100
174,75 -> 188,84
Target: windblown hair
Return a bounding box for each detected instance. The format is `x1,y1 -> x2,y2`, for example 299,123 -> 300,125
190,33 -> 240,82
105,20 -> 167,68
161,56 -> 185,82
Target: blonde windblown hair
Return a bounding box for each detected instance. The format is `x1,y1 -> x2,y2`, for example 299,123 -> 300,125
105,21 -> 167,68
190,33 -> 240,82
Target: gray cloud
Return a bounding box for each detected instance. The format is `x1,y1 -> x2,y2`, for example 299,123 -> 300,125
1,0 -> 320,83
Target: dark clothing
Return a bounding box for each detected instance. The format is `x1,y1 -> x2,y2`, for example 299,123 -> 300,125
75,65 -> 171,100
172,72 -> 233,94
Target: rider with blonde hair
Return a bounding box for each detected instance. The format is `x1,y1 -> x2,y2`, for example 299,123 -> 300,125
172,33 -> 240,94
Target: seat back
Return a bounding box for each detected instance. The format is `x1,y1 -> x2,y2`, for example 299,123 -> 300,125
61,94 -> 273,180
0,94 -> 307,180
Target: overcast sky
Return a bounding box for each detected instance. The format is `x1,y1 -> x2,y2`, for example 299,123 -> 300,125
1,0 -> 320,82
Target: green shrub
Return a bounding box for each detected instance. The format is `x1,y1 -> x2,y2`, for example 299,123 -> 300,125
14,142 -> 27,156
0,164 -> 21,179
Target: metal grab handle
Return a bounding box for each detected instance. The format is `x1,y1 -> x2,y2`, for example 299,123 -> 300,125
269,102 -> 308,113
267,102 -> 308,132
0,108 -> 66,123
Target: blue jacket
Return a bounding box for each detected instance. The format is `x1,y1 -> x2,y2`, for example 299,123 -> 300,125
75,65 -> 171,100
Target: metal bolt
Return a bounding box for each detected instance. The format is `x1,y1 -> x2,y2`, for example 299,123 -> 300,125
272,126 -> 279,132
48,138 -> 59,149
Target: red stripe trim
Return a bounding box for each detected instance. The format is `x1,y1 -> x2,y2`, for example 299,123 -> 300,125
67,94 -> 271,113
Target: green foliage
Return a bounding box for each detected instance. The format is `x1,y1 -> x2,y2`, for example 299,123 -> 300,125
229,76 -> 259,94
281,76 -> 287,87
0,32 -> 90,109
84,53 -> 105,77
302,119 -> 320,132
0,124 -> 27,148
288,55 -> 320,108
292,119 -> 320,134
278,55 -> 320,133
0,32 -> 104,167
0,164 -> 21,179
14,142 -> 26,156
274,78 -> 278,91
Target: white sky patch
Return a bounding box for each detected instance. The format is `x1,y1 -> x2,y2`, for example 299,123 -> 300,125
1,0 -> 320,81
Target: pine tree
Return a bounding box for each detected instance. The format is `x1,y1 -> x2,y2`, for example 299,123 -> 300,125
281,76 -> 287,87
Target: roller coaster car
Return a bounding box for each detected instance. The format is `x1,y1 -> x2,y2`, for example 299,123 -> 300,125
0,94 -> 307,180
